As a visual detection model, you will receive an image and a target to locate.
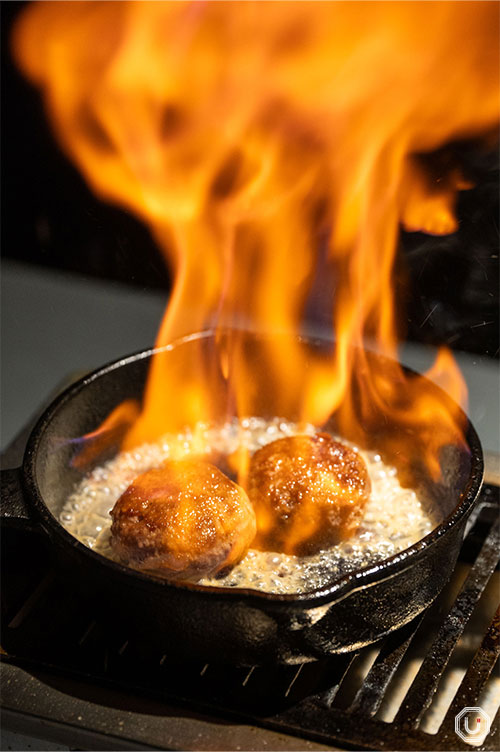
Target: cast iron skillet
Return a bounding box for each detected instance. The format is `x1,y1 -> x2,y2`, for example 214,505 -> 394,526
1,332 -> 483,666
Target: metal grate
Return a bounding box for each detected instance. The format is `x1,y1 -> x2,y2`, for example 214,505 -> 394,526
1,481 -> 498,750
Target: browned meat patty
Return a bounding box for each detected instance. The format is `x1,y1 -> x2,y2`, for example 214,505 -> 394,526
247,433 -> 371,556
110,459 -> 256,579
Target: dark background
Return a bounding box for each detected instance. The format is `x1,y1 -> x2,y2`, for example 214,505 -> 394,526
1,1 -> 169,292
2,1 -> 499,357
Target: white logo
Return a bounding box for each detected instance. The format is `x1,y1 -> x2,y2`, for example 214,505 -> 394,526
455,707 -> 491,745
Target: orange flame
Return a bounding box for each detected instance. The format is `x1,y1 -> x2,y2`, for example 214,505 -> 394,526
13,1 -> 499,479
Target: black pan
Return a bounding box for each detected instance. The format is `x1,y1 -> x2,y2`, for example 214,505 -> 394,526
1,332 -> 483,666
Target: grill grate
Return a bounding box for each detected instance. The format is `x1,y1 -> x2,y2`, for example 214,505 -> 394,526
1,482 -> 498,750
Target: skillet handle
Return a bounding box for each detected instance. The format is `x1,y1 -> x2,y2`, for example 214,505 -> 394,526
0,468 -> 36,532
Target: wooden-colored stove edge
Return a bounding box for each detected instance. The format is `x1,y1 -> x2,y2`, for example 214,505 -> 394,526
484,452 -> 500,487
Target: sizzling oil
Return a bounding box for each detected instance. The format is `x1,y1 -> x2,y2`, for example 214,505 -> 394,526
60,418 -> 433,594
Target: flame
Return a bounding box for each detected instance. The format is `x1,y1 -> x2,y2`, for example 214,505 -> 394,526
13,1 -> 499,479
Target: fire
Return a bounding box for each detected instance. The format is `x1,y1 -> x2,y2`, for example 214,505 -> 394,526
13,1 -> 499,481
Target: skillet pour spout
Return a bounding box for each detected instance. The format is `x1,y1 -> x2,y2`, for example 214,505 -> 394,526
1,332 -> 483,665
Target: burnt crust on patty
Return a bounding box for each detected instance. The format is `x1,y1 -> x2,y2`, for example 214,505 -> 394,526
247,433 -> 371,556
110,459 -> 256,580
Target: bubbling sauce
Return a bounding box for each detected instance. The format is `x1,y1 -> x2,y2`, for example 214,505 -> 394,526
61,418 -> 433,594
